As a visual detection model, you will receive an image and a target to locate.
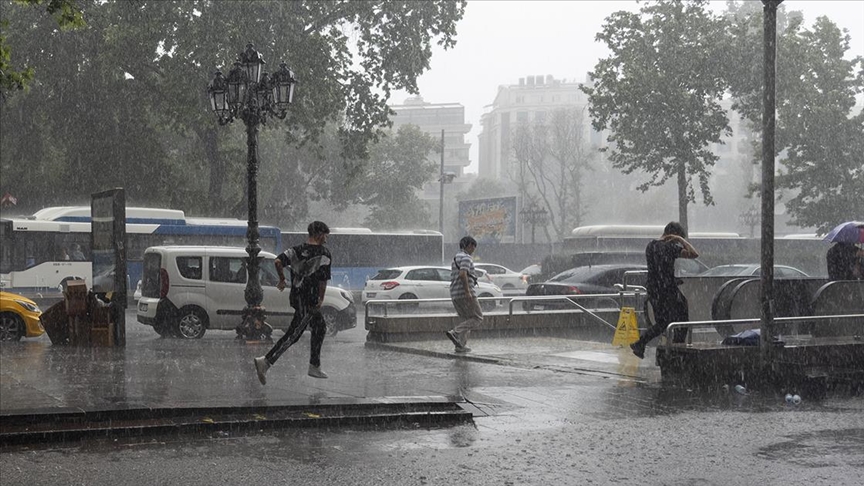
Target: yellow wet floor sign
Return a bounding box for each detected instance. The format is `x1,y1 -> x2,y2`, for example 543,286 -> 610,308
612,307 -> 640,346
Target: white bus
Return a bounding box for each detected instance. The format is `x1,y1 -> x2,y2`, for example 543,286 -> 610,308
0,206 -> 283,295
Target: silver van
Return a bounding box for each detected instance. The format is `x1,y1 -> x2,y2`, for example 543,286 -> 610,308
136,246 -> 355,339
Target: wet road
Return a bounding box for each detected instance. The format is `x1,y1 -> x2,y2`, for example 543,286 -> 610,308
1,309 -> 863,485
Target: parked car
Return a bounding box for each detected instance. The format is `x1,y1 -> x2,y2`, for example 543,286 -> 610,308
474,263 -> 529,293
701,264 -> 810,278
362,266 -> 503,311
524,264 -> 648,310
473,268 -> 496,285
538,252 -> 708,284
136,246 -> 356,339
0,291 -> 44,341
519,264 -> 543,284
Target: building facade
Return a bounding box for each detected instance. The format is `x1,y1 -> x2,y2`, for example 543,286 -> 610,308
389,96 -> 474,240
478,74 -> 591,182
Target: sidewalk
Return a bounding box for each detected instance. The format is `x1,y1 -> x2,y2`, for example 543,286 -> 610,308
0,329 -> 659,443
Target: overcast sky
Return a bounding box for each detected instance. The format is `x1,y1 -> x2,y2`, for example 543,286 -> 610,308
391,1 -> 864,173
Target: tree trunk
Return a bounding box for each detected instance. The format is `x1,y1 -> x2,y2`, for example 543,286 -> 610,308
677,162 -> 689,233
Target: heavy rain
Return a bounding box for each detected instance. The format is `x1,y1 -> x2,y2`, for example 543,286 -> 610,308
0,1 -> 862,484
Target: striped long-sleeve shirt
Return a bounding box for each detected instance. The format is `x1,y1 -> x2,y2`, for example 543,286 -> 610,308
449,250 -> 477,299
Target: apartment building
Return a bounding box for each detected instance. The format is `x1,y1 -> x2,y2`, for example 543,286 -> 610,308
390,95 -> 473,198
478,74 -> 592,182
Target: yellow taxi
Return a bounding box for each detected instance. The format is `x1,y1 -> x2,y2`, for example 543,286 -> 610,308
0,291 -> 44,341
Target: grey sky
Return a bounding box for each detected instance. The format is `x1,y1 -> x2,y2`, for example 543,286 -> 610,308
392,1 -> 864,173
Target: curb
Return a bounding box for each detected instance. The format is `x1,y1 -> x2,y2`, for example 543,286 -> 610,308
0,399 -> 473,447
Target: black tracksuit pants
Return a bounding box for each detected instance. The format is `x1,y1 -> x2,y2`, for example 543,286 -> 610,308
264,300 -> 326,367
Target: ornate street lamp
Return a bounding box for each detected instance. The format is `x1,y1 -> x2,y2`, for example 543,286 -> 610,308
207,43 -> 296,340
520,203 -> 548,244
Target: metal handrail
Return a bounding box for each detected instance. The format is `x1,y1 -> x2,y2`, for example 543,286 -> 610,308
663,314 -> 864,349
364,292 -> 644,328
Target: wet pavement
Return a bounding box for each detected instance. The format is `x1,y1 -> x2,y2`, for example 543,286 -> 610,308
1,313 -> 657,419
2,312 -> 864,484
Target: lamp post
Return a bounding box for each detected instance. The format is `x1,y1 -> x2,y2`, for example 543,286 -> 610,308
520,203 -> 548,244
738,205 -> 760,238
207,43 -> 296,340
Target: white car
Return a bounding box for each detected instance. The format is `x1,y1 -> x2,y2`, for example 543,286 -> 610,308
474,263 -> 529,293
136,246 -> 356,339
362,266 -> 503,311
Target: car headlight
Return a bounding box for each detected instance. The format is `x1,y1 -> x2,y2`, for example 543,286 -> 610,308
14,300 -> 41,313
339,289 -> 353,302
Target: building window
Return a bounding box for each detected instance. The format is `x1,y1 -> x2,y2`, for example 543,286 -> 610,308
515,96 -> 524,104
535,111 -> 546,123
516,112 -> 528,123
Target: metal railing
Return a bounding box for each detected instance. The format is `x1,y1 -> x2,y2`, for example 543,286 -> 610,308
364,296 -> 503,320
364,290 -> 649,332
663,314 -> 864,349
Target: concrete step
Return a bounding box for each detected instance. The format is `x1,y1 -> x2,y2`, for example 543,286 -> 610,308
0,400 -> 473,447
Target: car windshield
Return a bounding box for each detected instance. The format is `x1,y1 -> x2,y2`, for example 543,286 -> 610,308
701,265 -> 751,276
549,267 -> 600,283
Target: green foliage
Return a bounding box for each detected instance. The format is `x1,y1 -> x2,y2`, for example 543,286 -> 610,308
0,0 -> 464,219
723,3 -> 864,233
0,0 -> 83,99
347,125 -> 438,230
581,0 -> 730,231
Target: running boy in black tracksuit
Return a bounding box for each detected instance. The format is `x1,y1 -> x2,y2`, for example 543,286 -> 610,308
254,221 -> 332,384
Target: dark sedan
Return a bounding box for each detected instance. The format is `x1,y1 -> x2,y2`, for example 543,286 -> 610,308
524,264 -> 648,310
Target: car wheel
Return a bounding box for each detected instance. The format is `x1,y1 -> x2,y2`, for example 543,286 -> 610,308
397,293 -> 419,313
503,284 -> 515,290
478,293 -> 496,312
321,307 -> 339,337
175,307 -> 207,339
0,312 -> 25,342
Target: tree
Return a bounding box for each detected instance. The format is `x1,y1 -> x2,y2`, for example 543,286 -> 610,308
0,0 -> 465,218
581,0 -> 730,232
0,0 -> 83,100
510,107 -> 594,240
339,124 -> 438,230
723,3 -> 864,233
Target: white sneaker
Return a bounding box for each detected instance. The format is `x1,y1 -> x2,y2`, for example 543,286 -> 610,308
308,364 -> 329,379
254,356 -> 270,385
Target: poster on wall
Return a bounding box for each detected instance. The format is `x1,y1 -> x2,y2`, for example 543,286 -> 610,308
458,196 -> 517,243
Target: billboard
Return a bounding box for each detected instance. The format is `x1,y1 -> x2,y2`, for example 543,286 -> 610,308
458,196 -> 518,243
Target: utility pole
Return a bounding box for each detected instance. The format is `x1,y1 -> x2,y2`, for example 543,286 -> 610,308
760,0 -> 782,361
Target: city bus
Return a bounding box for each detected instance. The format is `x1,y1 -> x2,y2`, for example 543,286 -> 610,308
280,228 -> 443,292
0,206 -> 282,296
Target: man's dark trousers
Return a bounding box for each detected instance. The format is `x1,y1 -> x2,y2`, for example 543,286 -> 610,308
264,299 -> 326,367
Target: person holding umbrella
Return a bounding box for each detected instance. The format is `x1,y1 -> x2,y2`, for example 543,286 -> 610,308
824,222 -> 864,280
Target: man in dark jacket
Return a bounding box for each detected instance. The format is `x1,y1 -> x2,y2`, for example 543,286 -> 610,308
631,222 -> 700,359
254,221 -> 332,384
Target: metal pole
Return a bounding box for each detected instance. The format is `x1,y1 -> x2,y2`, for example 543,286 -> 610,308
760,0 -> 781,359
242,120 -> 264,330
438,129 -> 445,236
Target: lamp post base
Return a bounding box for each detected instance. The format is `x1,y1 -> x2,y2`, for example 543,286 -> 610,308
235,306 -> 273,341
